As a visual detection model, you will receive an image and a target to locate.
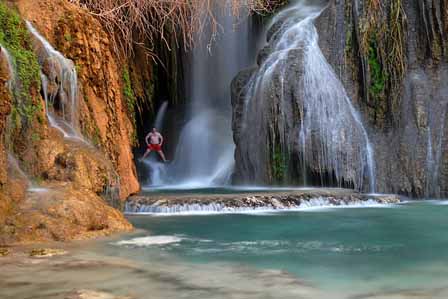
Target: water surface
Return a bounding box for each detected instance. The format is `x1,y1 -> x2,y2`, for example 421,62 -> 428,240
2,201 -> 448,299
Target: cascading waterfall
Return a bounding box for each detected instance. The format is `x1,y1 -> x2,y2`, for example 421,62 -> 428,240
25,21 -> 85,142
425,103 -> 447,198
153,101 -> 168,131
1,46 -> 49,193
239,0 -> 376,192
142,101 -> 169,186
7,153 -> 30,184
0,46 -> 15,92
7,153 -> 48,193
146,3 -> 254,188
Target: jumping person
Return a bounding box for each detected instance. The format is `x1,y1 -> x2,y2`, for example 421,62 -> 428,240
140,128 -> 167,162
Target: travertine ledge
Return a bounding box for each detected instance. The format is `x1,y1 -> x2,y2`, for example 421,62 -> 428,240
126,189 -> 402,214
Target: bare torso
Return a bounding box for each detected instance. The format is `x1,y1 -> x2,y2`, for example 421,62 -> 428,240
149,132 -> 162,144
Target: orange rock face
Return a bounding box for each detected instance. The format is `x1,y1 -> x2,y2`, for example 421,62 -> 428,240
16,0 -> 140,200
0,0 -> 157,244
7,185 -> 133,244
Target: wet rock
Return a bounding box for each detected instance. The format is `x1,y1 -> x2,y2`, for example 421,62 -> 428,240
65,289 -> 133,299
0,248 -> 10,257
314,0 -> 448,198
126,189 -> 401,214
271,198 -> 284,209
30,248 -> 67,258
16,0 -> 140,201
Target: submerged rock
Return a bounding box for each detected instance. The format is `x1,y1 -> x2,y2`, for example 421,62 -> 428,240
65,289 -> 133,299
0,248 -> 10,257
30,248 -> 67,258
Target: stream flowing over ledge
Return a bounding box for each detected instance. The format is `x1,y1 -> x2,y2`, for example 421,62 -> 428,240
125,188 -> 401,214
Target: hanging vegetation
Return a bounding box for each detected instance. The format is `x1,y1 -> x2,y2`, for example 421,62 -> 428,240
68,0 -> 286,59
348,0 -> 407,127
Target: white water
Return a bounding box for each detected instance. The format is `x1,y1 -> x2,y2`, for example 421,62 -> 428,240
26,21 -> 85,142
7,153 -> 30,184
425,104 -> 447,197
116,235 -> 183,246
153,101 -> 168,131
7,153 -> 49,192
146,3 -> 253,188
240,0 -> 376,192
143,101 -> 170,186
0,46 -> 15,92
125,197 -> 390,215
1,47 -> 49,192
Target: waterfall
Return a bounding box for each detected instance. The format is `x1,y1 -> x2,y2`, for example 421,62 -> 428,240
147,3 -> 254,188
239,0 -> 376,192
142,101 -> 170,186
1,46 -> 49,193
7,153 -> 30,184
425,103 -> 447,198
7,153 -> 48,193
25,21 -> 85,142
0,46 -> 15,92
153,101 -> 168,132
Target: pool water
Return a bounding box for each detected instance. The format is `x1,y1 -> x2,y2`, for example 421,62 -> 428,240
2,200 -> 448,299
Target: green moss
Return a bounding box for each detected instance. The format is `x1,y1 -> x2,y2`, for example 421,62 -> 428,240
75,63 -> 82,74
0,2 -> 41,124
122,67 -> 136,115
9,106 -> 21,131
367,39 -> 386,97
122,67 -> 138,145
272,145 -> 288,183
91,126 -> 102,146
31,132 -> 40,142
63,32 -> 72,42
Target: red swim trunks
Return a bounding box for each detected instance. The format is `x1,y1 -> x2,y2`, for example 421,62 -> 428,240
148,143 -> 162,151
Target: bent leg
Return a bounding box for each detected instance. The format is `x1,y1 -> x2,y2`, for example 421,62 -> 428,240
157,150 -> 167,162
141,149 -> 151,160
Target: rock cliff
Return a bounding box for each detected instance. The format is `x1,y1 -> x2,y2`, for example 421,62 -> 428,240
232,0 -> 448,198
0,0 -> 160,243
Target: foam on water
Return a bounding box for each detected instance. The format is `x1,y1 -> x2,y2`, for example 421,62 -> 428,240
116,235 -> 183,246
